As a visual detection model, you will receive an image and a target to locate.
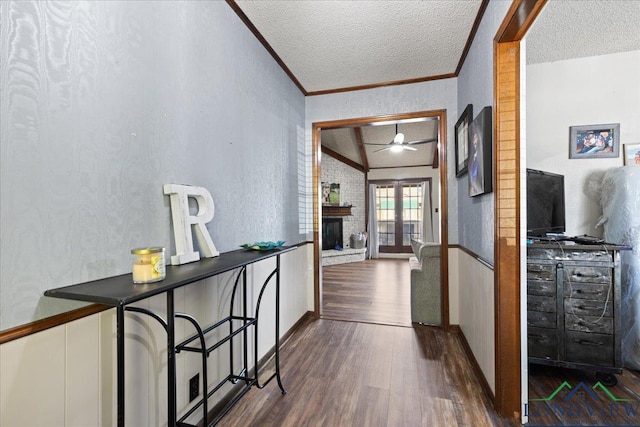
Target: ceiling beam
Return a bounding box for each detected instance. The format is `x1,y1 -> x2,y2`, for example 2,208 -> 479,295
353,128 -> 370,172
321,145 -> 365,173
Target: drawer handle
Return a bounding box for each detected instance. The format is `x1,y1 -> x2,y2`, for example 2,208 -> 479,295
574,339 -> 603,347
573,272 -> 600,278
577,305 -> 600,311
575,289 -> 601,296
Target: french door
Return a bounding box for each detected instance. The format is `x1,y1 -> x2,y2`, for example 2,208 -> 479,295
374,180 -> 426,253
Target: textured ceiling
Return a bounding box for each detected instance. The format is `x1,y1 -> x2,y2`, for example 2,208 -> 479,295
232,0 -> 640,169
234,0 -> 482,93
526,0 -> 640,64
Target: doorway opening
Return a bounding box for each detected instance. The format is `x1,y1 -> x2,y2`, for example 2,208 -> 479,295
311,110 -> 449,329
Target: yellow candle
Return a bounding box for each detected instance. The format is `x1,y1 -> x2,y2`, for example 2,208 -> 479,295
131,247 -> 166,283
132,262 -> 155,283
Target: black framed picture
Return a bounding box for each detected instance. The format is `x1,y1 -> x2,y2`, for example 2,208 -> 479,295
468,106 -> 493,197
455,104 -> 473,177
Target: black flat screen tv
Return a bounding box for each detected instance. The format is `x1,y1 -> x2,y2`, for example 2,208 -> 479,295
526,168 -> 566,237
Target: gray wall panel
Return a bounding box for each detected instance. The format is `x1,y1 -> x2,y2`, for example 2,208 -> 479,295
0,1 -> 305,329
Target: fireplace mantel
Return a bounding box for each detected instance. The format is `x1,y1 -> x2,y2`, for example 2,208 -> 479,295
322,205 -> 352,217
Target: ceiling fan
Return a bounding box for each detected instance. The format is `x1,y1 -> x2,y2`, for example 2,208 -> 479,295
366,124 -> 437,153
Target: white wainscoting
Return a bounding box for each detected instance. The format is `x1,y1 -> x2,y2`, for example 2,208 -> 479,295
0,245 -> 312,427
453,247 -> 495,393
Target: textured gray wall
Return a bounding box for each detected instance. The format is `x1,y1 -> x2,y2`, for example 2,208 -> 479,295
0,1 -> 305,330
455,0 -> 512,264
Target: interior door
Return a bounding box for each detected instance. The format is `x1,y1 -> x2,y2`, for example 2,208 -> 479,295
375,180 -> 425,253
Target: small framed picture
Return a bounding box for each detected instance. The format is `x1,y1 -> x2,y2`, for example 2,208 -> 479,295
623,143 -> 640,165
569,123 -> 620,159
455,104 -> 473,177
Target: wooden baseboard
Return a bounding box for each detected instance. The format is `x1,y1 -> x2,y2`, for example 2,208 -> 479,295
450,324 -> 495,404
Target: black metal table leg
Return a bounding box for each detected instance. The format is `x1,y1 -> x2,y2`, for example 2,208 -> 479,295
253,255 -> 286,394
242,267 -> 249,384
275,255 -> 286,394
117,306 -> 125,427
167,290 -> 177,427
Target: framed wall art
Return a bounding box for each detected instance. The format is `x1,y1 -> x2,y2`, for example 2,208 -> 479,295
468,106 -> 493,197
569,123 -> 620,159
623,143 -> 640,165
455,104 -> 473,177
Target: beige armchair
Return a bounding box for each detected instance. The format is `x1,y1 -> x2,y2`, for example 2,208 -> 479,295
409,239 -> 441,325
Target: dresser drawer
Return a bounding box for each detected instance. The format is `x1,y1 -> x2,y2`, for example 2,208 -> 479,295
564,266 -> 611,284
565,331 -> 614,366
563,282 -> 611,301
564,298 -> 612,317
565,314 -> 613,335
528,248 -> 613,262
528,310 -> 556,329
527,264 -> 554,281
528,327 -> 557,359
528,280 -> 556,297
529,295 -> 556,313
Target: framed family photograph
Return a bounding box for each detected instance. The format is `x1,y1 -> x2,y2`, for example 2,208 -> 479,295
569,123 -> 620,159
468,106 -> 493,197
624,143 -> 640,165
455,104 -> 473,177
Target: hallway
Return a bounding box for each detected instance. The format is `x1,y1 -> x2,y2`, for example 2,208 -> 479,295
219,317 -> 516,426
219,258 -> 516,426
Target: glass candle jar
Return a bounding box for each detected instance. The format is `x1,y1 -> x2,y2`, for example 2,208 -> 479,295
131,247 -> 166,283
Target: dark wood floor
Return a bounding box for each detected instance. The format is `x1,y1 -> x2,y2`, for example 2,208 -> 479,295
218,258 -> 640,426
527,363 -> 640,426
322,259 -> 411,327
217,257 -> 512,425
218,317 -> 518,427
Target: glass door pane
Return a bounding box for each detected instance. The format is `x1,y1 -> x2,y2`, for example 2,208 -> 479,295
376,185 -> 395,246
402,184 -> 423,246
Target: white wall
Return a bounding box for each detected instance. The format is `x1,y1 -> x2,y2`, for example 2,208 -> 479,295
0,0 -> 308,331
526,50 -> 640,237
0,245 -> 312,427
320,155 -> 366,248
368,166 -> 441,243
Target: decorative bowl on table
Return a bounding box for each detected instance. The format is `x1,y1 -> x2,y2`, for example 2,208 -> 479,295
240,241 -> 285,251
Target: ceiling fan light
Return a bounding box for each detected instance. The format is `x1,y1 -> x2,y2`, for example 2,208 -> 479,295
390,144 -> 404,153
393,132 -> 405,144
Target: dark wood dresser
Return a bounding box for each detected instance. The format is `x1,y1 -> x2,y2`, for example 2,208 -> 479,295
527,241 -> 627,385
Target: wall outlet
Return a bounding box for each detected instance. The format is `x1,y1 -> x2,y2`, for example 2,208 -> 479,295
189,374 -> 199,402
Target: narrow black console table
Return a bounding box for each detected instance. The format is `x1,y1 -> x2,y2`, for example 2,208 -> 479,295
45,246 -> 295,427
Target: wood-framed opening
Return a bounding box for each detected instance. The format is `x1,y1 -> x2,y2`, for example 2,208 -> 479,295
312,110 -> 449,330
493,0 -> 547,420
